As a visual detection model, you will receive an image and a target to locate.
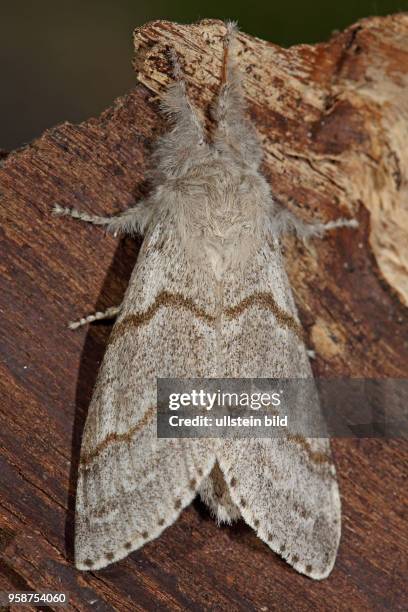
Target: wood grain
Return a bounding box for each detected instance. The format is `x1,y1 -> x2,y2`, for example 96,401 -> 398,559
0,16 -> 407,611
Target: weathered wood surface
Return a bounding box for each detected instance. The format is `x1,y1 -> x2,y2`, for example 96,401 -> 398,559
1,15 -> 407,612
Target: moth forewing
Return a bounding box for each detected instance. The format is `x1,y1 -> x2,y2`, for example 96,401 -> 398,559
75,221 -> 219,570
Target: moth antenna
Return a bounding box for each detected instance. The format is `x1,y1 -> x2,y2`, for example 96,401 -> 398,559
211,21 -> 262,167
167,46 -> 184,83
221,20 -> 239,85
158,45 -> 205,158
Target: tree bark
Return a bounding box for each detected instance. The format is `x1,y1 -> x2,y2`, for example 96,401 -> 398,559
0,15 -> 407,611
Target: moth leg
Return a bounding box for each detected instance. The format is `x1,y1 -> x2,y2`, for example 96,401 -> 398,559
53,202 -> 151,237
272,207 -> 358,240
300,217 -> 359,239
69,304 -> 122,330
212,22 -> 262,169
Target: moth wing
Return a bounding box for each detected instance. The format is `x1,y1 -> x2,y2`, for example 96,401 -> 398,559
216,241 -> 341,580
217,439 -> 340,580
75,223 -> 218,570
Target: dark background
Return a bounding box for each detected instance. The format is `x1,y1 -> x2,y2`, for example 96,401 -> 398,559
1,0 -> 406,151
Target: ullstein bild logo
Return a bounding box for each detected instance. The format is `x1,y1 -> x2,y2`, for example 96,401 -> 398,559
157,378 -> 408,439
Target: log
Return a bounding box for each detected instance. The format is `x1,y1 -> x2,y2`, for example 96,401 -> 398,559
0,15 -> 407,611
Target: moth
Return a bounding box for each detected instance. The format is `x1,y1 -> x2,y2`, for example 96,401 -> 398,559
55,22 -> 357,579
